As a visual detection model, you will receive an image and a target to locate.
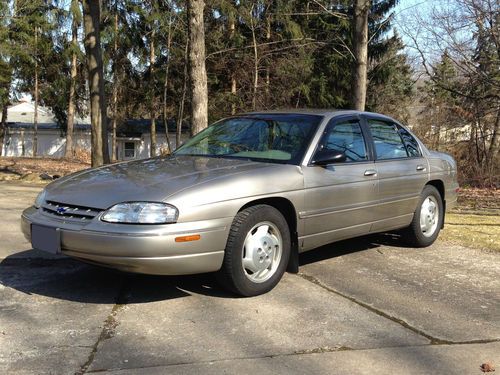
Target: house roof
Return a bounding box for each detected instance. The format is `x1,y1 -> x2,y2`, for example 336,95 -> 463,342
5,119 -> 186,135
118,119 -> 187,137
5,122 -> 91,131
6,102 -> 91,125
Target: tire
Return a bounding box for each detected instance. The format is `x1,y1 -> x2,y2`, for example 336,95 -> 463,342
404,185 -> 444,247
217,205 -> 291,297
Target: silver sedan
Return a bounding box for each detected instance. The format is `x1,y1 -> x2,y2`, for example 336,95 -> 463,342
21,110 -> 459,296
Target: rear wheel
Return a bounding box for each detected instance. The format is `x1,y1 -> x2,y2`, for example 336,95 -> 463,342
217,205 -> 291,296
405,185 -> 444,247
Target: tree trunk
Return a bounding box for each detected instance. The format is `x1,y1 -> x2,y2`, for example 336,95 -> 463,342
187,0 -> 208,136
265,14 -> 271,98
111,11 -> 118,161
150,28 -> 157,157
33,26 -> 38,157
351,0 -> 370,111
231,77 -> 237,115
163,15 -> 173,154
229,9 -> 237,115
0,105 -> 7,155
177,41 -> 189,149
250,6 -> 258,110
82,0 -> 110,167
21,128 -> 25,156
65,5 -> 78,159
487,109 -> 499,164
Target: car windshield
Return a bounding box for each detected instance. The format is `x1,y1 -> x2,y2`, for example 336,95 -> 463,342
174,114 -> 322,165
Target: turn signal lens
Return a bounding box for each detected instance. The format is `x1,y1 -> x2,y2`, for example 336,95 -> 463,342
175,234 -> 201,242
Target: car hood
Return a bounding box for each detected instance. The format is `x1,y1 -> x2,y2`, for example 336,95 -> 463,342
44,156 -> 276,209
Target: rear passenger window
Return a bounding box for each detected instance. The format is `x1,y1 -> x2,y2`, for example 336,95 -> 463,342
320,119 -> 367,162
368,120 -> 408,160
398,127 -> 421,157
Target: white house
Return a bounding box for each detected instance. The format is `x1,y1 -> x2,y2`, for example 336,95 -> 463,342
1,101 -> 183,160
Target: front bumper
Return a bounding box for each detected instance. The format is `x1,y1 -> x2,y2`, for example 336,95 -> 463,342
21,206 -> 231,275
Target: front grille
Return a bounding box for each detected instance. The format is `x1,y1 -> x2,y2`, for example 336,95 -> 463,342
42,200 -> 103,221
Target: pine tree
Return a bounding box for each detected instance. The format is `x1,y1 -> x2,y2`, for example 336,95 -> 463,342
10,0 -> 56,156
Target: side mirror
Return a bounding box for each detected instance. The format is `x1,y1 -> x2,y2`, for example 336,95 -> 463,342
311,150 -> 347,166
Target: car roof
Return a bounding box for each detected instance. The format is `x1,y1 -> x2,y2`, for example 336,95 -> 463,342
243,109 -> 396,122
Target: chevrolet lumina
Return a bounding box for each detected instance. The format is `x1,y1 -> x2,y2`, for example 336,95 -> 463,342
21,110 -> 459,296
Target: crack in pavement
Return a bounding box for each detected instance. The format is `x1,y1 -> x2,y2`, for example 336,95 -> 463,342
68,270 -> 498,374
83,345 -> 373,373
297,272 -> 500,346
85,341 -> 500,373
76,277 -> 131,375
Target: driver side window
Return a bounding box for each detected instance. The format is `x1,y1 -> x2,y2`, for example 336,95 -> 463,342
318,119 -> 368,162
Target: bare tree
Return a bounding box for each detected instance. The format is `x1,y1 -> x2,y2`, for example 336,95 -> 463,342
150,27 -> 157,157
187,0 -> 208,136
249,4 -> 258,110
399,0 -> 499,186
177,40 -> 189,148
65,0 -> 80,158
111,7 -> 118,161
162,11 -> 174,154
33,26 -> 38,156
82,0 -> 109,166
351,0 -> 370,111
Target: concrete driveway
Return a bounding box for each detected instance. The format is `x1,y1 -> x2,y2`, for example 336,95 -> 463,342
0,182 -> 498,374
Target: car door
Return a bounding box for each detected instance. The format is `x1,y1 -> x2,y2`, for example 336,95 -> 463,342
364,116 -> 429,232
300,116 -> 378,251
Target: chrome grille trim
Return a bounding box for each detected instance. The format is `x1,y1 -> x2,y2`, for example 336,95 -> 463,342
41,200 -> 103,221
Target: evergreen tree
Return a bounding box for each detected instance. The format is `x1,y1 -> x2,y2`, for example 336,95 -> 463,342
10,0 -> 57,156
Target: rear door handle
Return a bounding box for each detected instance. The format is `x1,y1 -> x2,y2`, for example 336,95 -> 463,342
364,169 -> 377,177
416,165 -> 426,171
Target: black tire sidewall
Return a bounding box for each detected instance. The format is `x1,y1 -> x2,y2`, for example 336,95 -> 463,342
410,185 -> 444,247
223,205 -> 291,296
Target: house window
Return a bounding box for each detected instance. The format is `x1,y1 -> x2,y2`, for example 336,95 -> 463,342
124,142 -> 136,158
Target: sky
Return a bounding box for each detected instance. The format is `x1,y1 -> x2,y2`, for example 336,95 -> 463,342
393,0 -> 432,42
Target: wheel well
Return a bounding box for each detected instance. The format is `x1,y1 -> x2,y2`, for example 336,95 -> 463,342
239,197 -> 297,235
239,198 -> 299,273
426,180 -> 445,201
426,179 -> 446,228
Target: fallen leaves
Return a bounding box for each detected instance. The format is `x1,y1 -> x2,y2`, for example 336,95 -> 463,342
480,362 -> 495,372
0,157 -> 89,183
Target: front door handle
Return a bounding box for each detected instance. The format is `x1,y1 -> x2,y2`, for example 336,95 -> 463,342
364,169 -> 377,177
416,165 -> 427,171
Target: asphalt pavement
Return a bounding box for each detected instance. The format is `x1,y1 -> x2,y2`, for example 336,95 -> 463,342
0,182 -> 498,374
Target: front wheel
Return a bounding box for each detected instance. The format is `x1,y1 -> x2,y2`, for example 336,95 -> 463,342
217,205 -> 291,296
404,185 -> 444,247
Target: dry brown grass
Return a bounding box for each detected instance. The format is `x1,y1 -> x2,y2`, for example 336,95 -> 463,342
0,157 -> 90,182
441,213 -> 500,251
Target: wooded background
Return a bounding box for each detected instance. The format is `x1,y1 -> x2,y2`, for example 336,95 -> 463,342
0,0 -> 498,186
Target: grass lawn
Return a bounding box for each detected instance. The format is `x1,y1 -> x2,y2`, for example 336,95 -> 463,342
442,213 -> 500,251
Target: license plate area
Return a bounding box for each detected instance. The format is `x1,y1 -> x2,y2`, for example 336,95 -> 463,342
31,224 -> 61,254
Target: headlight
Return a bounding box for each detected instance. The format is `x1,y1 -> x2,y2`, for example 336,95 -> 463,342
101,202 -> 178,224
34,190 -> 47,208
